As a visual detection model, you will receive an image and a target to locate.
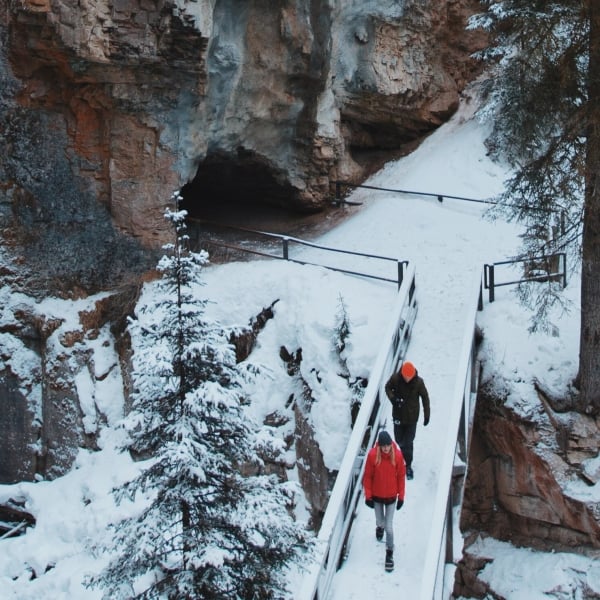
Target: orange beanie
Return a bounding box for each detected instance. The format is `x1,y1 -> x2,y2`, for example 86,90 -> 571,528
400,361 -> 416,380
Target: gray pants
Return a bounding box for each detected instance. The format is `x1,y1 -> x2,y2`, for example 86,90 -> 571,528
374,501 -> 395,551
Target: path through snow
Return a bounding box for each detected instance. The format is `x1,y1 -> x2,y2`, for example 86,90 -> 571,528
295,99 -> 524,599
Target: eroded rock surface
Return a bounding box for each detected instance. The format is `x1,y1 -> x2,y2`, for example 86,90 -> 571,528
1,0 -> 487,527
455,384 -> 600,597
0,285 -> 138,482
1,0 -> 485,295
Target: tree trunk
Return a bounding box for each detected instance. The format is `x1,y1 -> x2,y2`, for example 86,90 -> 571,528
580,0 -> 600,414
182,499 -> 191,570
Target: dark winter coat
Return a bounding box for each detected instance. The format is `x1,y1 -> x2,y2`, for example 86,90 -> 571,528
385,368 -> 430,425
362,442 -> 406,504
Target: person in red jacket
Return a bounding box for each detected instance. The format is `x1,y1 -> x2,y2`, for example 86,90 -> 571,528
362,429 -> 406,572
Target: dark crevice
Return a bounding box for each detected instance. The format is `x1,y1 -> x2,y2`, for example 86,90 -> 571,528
179,148 -> 359,242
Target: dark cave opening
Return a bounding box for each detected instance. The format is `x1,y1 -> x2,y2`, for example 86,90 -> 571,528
178,149 -> 356,241
179,149 -> 300,225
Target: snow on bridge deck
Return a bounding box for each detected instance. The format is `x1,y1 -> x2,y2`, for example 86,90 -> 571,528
325,262 -> 481,600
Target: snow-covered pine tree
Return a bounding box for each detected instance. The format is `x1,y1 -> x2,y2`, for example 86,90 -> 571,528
471,1 -> 600,412
333,294 -> 351,357
332,294 -> 366,425
89,193 -> 311,599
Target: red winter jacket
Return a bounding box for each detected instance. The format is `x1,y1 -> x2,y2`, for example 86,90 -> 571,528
363,442 -> 406,504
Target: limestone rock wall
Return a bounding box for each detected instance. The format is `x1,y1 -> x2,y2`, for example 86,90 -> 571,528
461,387 -> 600,548
1,0 -> 484,295
0,0 -> 486,497
0,370 -> 40,483
0,285 -> 138,483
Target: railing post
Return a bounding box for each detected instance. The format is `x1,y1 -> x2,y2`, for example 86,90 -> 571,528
397,261 -> 404,290
457,400 -> 467,461
445,494 -> 453,563
282,237 -> 289,260
488,264 -> 495,303
478,279 -> 483,311
561,252 -> 567,288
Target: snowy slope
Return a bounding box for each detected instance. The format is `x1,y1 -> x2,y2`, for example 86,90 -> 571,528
318,95 -> 520,599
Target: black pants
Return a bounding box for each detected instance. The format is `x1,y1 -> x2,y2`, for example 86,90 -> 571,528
393,422 -> 417,468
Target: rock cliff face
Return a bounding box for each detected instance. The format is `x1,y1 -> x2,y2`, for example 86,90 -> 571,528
0,0 -> 485,483
454,384 -> 600,597
1,0 -> 487,499
3,2 -> 599,576
1,0 -> 485,294
0,285 -> 139,482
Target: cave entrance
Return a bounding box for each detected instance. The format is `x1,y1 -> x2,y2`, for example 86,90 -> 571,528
179,150 -> 356,252
179,149 -> 303,230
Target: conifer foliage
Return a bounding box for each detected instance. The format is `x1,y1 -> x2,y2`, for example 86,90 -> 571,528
332,294 -> 365,423
90,193 -> 311,599
472,1 -> 600,412
472,0 -> 585,254
471,0 -> 585,326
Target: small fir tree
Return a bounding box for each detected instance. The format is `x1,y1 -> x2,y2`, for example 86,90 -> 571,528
332,294 -> 366,424
89,193 -> 310,599
333,293 -> 351,357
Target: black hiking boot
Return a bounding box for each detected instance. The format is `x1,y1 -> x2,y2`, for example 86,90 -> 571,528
385,549 -> 394,572
376,526 -> 384,541
406,466 -> 414,480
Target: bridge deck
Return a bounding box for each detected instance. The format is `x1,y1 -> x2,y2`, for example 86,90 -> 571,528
326,260 -> 477,599
293,188 -> 517,598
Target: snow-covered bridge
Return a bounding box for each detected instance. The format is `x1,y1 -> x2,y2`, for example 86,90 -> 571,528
297,261 -> 483,600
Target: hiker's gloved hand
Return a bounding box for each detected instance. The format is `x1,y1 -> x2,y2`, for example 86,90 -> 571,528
396,499 -> 404,511
365,498 -> 374,509
423,416 -> 430,426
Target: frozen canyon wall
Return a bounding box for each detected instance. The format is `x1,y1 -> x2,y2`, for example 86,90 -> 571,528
2,5 -> 600,580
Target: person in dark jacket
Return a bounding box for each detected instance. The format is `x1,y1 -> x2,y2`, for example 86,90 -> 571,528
362,430 -> 406,572
384,360 -> 430,480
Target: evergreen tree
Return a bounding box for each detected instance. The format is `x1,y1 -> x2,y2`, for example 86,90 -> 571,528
332,294 -> 366,425
471,0 -> 600,413
333,294 -> 351,357
89,193 -> 310,599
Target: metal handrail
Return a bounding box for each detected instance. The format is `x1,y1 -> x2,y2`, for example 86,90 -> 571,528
298,264 -> 418,600
484,252 -> 567,302
191,221 -> 407,288
333,181 -> 559,215
334,180 -> 494,206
